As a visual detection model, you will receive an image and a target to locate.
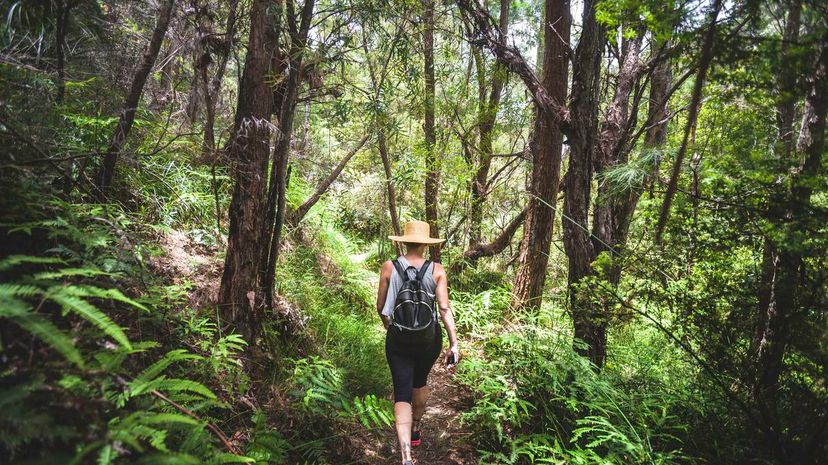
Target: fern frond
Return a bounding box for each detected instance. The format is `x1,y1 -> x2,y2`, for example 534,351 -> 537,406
47,289 -> 132,349
0,283 -> 43,299
136,350 -> 203,383
138,413 -> 201,427
67,285 -> 149,312
1,296 -> 83,367
34,267 -> 115,280
0,255 -> 64,271
152,379 -> 217,400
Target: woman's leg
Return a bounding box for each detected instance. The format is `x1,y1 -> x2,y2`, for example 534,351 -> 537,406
394,402 -> 414,463
410,328 -> 442,435
386,335 -> 416,463
411,386 -> 428,430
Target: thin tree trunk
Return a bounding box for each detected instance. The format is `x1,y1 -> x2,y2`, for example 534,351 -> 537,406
217,0 -> 277,341
262,0 -> 315,309
654,0 -> 722,243
468,0 -> 510,247
291,134 -> 369,223
562,0 -> 605,367
95,0 -> 176,192
203,0 -> 240,156
510,0 -> 571,311
378,129 -> 402,237
423,0 -> 441,261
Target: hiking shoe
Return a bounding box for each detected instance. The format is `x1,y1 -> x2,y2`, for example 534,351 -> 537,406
404,461 -> 416,465
411,430 -> 421,447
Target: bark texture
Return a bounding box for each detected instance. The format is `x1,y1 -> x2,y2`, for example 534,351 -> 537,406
423,0 -> 441,261
262,0 -> 315,309
510,0 -> 571,311
95,0 -> 176,191
218,0 -> 277,341
562,0 -> 605,367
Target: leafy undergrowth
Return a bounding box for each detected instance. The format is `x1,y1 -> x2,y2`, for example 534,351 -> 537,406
449,278 -> 717,464
0,177 -> 394,465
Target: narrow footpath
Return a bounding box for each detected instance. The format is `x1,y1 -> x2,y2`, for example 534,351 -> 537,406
350,362 -> 478,465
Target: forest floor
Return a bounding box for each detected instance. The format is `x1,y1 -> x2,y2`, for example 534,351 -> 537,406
155,230 -> 478,464
349,362 -> 478,465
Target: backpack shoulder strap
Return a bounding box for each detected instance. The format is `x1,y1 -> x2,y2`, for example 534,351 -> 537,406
392,259 -> 409,283
416,260 -> 432,282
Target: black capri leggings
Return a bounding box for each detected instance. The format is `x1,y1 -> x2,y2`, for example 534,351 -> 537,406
385,326 -> 443,403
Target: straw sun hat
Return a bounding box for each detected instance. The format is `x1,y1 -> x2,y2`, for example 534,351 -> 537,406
388,220 -> 445,245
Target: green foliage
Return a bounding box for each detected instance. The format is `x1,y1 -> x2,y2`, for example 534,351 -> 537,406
454,293 -> 692,465
277,220 -> 389,395
0,256 -> 143,366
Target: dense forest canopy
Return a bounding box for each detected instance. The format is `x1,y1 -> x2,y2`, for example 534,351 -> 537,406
1,0 -> 826,464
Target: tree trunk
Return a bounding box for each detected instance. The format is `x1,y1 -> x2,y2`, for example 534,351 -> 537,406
95,0 -> 176,192
261,0 -> 315,310
753,0 -> 800,360
378,129 -> 402,237
610,38 -> 671,265
755,26 -> 827,429
54,0 -> 73,104
654,0 -> 722,243
217,0 -> 277,341
468,0 -> 510,247
591,35 -> 643,282
291,134 -> 369,224
423,0 -> 441,261
203,0 -> 241,156
510,0 -> 571,311
562,0 -> 605,367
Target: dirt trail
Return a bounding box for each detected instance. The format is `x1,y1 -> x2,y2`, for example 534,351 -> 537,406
352,362 -> 478,465
154,232 -> 477,464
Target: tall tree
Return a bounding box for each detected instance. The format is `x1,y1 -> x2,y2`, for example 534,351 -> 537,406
423,0 -> 441,261
468,0 -> 510,248
362,31 -> 403,239
754,17 -> 828,431
218,0 -> 278,340
95,0 -> 176,191
654,0 -> 722,243
261,0 -> 316,309
510,0 -> 571,311
561,0 -> 606,366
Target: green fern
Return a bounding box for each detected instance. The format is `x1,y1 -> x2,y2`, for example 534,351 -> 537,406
0,294 -> 84,366
0,257 -> 146,365
47,290 -> 132,349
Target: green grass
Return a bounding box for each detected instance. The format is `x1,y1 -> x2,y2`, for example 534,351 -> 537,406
276,222 -> 389,396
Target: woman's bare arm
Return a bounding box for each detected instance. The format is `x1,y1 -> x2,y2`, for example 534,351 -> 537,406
376,260 -> 393,329
433,263 -> 460,363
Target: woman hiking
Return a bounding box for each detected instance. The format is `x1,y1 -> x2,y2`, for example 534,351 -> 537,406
376,220 -> 460,465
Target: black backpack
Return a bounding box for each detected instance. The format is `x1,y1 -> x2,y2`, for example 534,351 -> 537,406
388,259 -> 437,346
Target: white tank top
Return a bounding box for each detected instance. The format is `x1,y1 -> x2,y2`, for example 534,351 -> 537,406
381,256 -> 437,317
